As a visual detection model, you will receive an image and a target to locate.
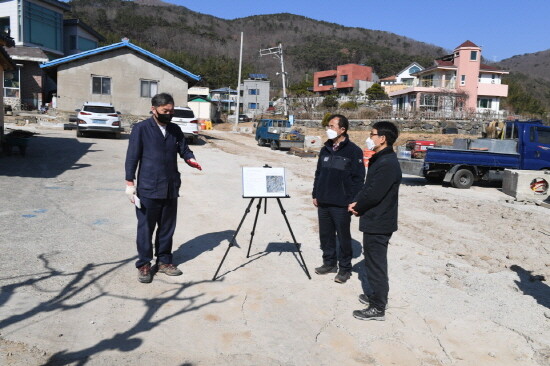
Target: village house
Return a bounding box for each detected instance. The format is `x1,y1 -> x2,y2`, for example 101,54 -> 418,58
380,62 -> 424,93
40,39 -> 201,116
240,73 -> 270,117
0,0 -> 103,109
313,63 -> 379,96
389,41 -> 509,118
0,31 -> 15,150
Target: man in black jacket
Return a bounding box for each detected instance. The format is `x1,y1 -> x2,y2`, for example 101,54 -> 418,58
349,121 -> 402,320
125,93 -> 202,283
313,114 -> 365,283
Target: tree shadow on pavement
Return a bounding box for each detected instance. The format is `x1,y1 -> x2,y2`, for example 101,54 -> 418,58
44,279 -> 232,366
0,135 -> 94,178
510,264 -> 550,309
0,252 -> 232,365
173,230 -> 234,265
0,253 -> 132,330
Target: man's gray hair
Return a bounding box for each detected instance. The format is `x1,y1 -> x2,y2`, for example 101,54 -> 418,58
151,93 -> 174,107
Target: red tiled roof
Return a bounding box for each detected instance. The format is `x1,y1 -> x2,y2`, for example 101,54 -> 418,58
435,60 -> 454,67
457,40 -> 479,48
380,75 -> 396,81
480,63 -> 500,71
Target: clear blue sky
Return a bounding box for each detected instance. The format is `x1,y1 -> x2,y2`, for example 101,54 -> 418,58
169,0 -> 549,61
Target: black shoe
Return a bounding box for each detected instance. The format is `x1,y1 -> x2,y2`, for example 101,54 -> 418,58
334,270 -> 351,283
358,294 -> 370,305
315,264 -> 337,275
353,306 -> 385,321
138,263 -> 152,283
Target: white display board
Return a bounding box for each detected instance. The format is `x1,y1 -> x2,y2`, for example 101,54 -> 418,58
242,167 -> 287,198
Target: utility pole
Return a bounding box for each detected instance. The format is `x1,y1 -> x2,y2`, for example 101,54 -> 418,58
234,32 -> 243,130
260,43 -> 288,117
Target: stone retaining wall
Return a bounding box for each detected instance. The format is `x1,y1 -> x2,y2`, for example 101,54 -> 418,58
295,119 -> 486,135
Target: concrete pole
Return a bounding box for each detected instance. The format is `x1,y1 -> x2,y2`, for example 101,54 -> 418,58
234,32 -> 243,130
279,43 -> 288,117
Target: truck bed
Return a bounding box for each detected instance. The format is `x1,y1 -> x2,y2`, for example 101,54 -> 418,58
425,147 -> 520,169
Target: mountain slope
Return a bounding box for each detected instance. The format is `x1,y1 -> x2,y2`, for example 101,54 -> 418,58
68,0 -> 445,88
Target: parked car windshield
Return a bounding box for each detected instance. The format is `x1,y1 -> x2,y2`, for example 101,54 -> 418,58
173,109 -> 195,118
83,106 -> 115,114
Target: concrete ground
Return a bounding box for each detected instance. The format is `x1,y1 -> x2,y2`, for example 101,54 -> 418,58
0,125 -> 549,366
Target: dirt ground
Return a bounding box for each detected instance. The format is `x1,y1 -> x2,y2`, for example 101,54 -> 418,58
0,124 -> 549,365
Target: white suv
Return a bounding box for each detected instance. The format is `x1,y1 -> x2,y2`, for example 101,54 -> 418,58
76,102 -> 122,139
172,107 -> 199,144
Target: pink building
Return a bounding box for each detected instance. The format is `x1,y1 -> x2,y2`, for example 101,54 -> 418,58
390,41 -> 508,117
313,64 -> 378,95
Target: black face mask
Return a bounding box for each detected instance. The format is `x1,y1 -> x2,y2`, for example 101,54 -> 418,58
156,113 -> 173,124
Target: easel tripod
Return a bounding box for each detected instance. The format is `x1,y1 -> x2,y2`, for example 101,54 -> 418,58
212,196 -> 311,280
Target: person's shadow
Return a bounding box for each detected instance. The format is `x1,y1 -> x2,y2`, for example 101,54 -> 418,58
344,238 -> 372,296
510,264 -> 550,309
172,230 -> 234,265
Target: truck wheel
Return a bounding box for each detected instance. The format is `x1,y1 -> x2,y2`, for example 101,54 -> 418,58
270,140 -> 279,150
257,138 -> 265,146
451,169 -> 474,189
77,130 -> 84,137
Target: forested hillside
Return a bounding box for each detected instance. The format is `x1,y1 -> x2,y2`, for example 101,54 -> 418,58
67,0 -> 444,88
67,0 -> 548,116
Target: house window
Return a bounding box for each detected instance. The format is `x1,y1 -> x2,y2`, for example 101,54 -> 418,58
140,80 -> 158,98
248,103 -> 258,109
477,98 -> 492,109
409,65 -> 421,74
23,1 -> 63,52
470,51 -> 477,61
0,17 -> 10,35
320,78 -> 334,86
3,66 -> 21,98
341,75 -> 348,82
248,89 -> 259,95
460,75 -> 466,86
92,76 -> 111,95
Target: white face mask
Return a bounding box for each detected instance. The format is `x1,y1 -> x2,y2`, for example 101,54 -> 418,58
326,129 -> 338,140
365,137 -> 376,151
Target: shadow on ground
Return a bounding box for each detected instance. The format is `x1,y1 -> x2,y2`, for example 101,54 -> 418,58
0,134 -> 94,178
511,264 -> 550,309
0,252 -> 232,365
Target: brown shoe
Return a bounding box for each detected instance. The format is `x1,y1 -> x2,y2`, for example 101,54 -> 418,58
157,263 -> 182,276
138,264 -> 152,283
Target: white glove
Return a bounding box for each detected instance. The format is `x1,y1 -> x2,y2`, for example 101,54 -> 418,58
125,185 -> 136,203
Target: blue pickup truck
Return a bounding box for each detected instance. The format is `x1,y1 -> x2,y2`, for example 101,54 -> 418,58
255,119 -> 304,150
400,120 -> 550,188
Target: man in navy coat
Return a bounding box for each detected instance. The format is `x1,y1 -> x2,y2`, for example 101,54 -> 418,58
125,93 -> 202,283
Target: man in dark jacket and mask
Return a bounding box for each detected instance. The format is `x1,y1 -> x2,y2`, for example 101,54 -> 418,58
312,114 -> 365,283
125,93 -> 202,283
349,121 -> 402,321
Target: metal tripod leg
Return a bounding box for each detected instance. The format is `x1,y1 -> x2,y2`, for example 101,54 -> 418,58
276,198 -> 312,279
212,198 -> 255,280
246,198 -> 263,258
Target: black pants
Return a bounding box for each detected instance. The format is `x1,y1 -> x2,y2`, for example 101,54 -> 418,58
317,204 -> 352,272
135,197 -> 178,268
363,232 -> 392,311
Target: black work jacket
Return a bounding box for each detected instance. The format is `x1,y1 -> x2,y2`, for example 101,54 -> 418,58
125,117 -> 195,199
312,136 -> 365,207
354,146 -> 402,233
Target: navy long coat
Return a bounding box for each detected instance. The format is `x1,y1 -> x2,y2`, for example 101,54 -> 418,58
125,117 -> 195,199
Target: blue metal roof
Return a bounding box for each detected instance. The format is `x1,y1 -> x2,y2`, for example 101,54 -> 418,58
40,40 -> 200,81
249,73 -> 267,79
211,87 -> 237,93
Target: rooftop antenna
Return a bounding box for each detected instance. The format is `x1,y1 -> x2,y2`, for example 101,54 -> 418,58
260,43 -> 288,117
